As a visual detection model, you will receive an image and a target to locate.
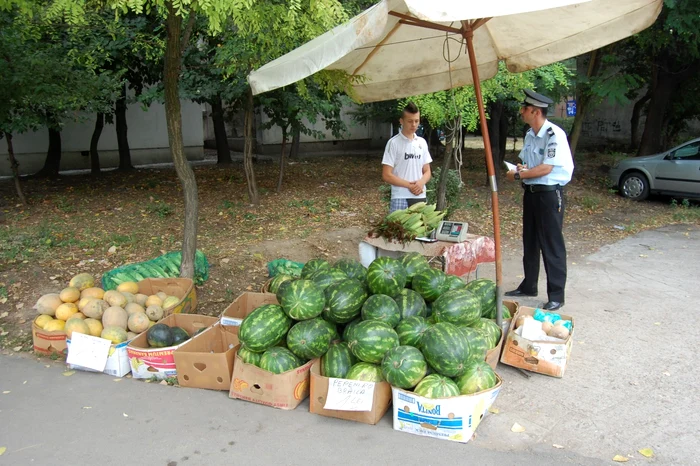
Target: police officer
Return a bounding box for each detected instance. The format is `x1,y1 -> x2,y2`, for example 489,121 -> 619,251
505,90 -> 574,311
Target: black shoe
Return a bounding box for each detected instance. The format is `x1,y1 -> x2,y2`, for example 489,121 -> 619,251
504,289 -> 537,298
542,301 -> 563,311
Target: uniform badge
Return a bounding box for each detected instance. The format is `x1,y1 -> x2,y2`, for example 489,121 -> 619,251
547,147 -> 556,158
539,148 -> 544,155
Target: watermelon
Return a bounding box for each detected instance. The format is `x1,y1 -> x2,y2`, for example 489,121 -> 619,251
426,314 -> 437,325
413,374 -> 460,399
345,362 -> 384,382
347,320 -> 399,364
324,279 -> 367,323
381,346 -> 427,389
483,304 -> 512,320
367,257 -> 407,297
147,323 -> 173,348
469,318 -> 502,349
395,316 -> 430,348
412,268 -> 448,302
259,347 -> 302,374
286,318 -> 333,360
275,279 -> 294,303
458,326 -> 489,363
465,279 -> 497,316
361,294 -> 401,328
342,317 -> 362,342
301,258 -> 330,279
238,304 -> 292,352
279,279 -> 325,320
420,322 -> 471,377
269,273 -> 293,294
399,252 -> 430,281
238,346 -> 262,366
333,259 -> 368,283
432,289 -> 481,326
310,268 -> 348,291
394,288 -> 427,319
453,361 -> 498,395
444,275 -> 466,291
170,327 -> 190,345
321,341 -> 356,378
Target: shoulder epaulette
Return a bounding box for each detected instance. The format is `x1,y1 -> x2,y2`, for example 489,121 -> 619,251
547,127 -> 555,137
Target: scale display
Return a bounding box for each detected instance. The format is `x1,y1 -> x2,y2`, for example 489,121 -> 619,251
434,221 -> 469,243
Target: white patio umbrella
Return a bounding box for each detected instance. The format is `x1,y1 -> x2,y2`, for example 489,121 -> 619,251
248,0 -> 662,326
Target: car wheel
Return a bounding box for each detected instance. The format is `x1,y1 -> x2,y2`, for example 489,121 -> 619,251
620,171 -> 650,201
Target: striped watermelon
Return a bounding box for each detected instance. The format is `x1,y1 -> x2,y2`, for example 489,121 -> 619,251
394,288 -> 427,319
413,374 -> 460,399
342,317 -> 362,342
399,252 -> 430,281
381,345 -> 427,389
310,268 -> 348,291
420,322 -> 471,377
454,361 -> 498,395
301,258 -> 330,279
412,268 -> 448,302
367,257 -> 407,297
237,346 -> 262,366
361,294 -> 401,328
469,318 -> 502,349
275,279 -> 294,303
318,318 -> 341,343
286,318 -> 333,360
324,279 -> 367,323
444,274 -> 466,291
333,259 -> 368,283
483,304 -> 512,320
280,279 -> 325,320
459,327 -> 489,363
239,304 -> 293,352
345,362 -> 384,382
259,347 -> 302,374
465,279 -> 497,316
395,316 -> 430,348
321,341 -> 356,378
347,320 -> 399,364
432,289 -> 481,326
269,273 -> 293,294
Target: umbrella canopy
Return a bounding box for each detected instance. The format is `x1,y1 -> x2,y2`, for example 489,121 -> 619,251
249,0 -> 662,101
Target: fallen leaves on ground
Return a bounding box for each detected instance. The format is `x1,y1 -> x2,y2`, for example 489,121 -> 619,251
638,448 -> 654,458
613,455 -> 629,462
62,370 -> 75,377
510,423 -> 526,433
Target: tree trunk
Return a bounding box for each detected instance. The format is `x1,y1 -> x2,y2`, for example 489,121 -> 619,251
90,112 -> 104,175
37,126 -> 62,177
569,49 -> 602,155
277,126 -> 288,193
211,95 -> 232,165
4,133 -> 27,205
638,70 -> 676,156
243,88 -> 260,205
116,85 -> 133,170
487,101 -> 503,182
437,117 -> 460,211
289,126 -> 301,159
630,92 -> 650,151
165,5 -> 198,279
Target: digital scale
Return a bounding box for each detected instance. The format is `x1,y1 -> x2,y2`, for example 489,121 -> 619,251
433,220 -> 469,243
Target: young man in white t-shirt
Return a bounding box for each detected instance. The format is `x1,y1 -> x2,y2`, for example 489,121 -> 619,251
381,102 -> 433,212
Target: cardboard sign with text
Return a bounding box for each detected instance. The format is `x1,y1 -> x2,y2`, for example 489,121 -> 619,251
173,323 -> 239,390
66,337 -> 131,377
137,278 -> 197,318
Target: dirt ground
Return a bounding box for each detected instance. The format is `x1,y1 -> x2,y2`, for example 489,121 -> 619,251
0,147 -> 698,351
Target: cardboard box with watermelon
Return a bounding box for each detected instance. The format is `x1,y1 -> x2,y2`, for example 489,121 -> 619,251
173,323 -> 239,390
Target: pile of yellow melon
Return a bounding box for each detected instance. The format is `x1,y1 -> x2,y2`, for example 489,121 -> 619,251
34,273 -> 182,345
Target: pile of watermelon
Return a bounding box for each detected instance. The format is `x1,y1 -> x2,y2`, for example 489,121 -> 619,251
236,254 -> 506,397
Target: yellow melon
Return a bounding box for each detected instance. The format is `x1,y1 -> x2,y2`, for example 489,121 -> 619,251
127,313 -> 150,333
69,273 -> 95,291
65,317 -> 90,339
146,305 -> 164,322
59,287 -> 81,303
125,303 -> 146,316
101,326 -> 128,344
84,318 -> 103,337
78,297 -> 94,311
102,306 -> 128,330
121,292 -> 135,304
34,293 -> 63,316
117,282 -> 139,294
43,319 -> 65,332
156,291 -> 168,301
127,331 -> 138,340
162,296 -> 180,309
145,295 -> 162,308
148,320 -> 156,328
81,287 -> 105,300
134,294 -> 148,306
82,299 -> 108,319
72,312 -> 86,320
103,290 -> 127,308
55,303 -> 79,321
34,314 -> 54,329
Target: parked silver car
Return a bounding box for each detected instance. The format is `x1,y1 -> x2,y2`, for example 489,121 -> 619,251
609,137 -> 700,201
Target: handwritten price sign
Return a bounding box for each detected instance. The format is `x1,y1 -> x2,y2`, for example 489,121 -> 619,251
324,378 -> 375,412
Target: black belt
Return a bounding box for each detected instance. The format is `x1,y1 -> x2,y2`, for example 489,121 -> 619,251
522,183 -> 561,193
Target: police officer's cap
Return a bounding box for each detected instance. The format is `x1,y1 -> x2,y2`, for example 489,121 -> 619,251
522,89 -> 553,108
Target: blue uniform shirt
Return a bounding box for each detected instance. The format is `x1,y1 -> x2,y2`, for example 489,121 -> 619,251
519,120 -> 574,186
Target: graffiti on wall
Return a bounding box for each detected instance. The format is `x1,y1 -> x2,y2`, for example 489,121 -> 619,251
582,119 -> 622,136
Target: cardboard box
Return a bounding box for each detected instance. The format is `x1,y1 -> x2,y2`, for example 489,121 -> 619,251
391,375 -> 502,443
220,292 -> 278,327
500,306 -> 574,378
308,361 -> 392,425
229,346 -> 313,410
127,314 -> 217,380
66,338 -> 131,377
137,278 -> 197,317
483,299 -> 518,369
32,317 -> 67,357
173,323 -> 239,390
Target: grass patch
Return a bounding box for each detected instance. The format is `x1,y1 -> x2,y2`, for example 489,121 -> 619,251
671,199 -> 700,222
146,201 -> 174,218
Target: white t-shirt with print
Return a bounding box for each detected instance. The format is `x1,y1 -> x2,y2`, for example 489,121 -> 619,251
382,132 -> 433,199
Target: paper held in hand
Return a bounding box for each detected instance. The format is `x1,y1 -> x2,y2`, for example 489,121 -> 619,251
504,161 -> 517,172
66,333 -> 111,371
323,378 -> 376,412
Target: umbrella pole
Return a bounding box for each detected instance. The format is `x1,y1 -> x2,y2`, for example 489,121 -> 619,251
463,28 -> 504,329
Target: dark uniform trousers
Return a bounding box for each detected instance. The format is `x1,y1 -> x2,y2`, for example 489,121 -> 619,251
518,185 -> 567,303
